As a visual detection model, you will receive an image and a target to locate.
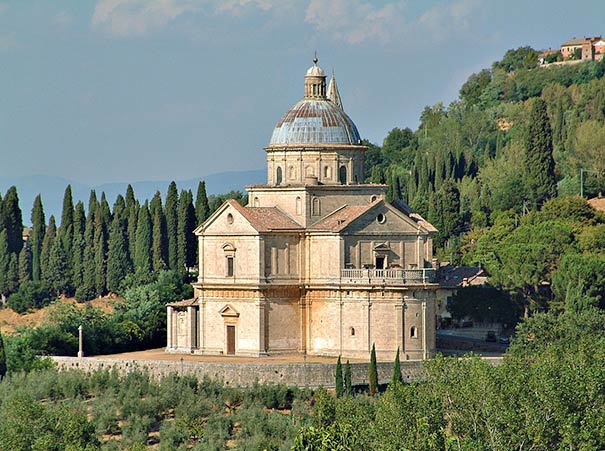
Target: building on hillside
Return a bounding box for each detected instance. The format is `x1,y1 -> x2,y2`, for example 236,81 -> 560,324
560,36 -> 603,61
166,58 -> 453,360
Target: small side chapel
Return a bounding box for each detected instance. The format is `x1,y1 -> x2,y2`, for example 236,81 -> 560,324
166,58 -> 452,360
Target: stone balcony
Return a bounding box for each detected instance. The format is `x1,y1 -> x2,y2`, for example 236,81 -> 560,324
340,268 -> 437,285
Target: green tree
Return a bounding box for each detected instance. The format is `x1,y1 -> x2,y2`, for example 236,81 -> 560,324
195,181 -> 210,226
460,69 -> 492,106
106,214 -> 132,293
369,343 -> 378,396
392,347 -> 403,385
40,215 -> 57,286
152,205 -> 167,272
524,98 -> 557,208
59,185 -> 74,267
344,360 -> 352,396
93,211 -> 107,297
431,179 -> 463,247
177,189 -> 197,272
30,194 -> 46,282
2,186 -> 23,255
335,355 -> 343,398
47,237 -> 71,296
165,181 -> 179,270
135,203 -> 152,276
18,244 -> 32,285
71,202 -> 86,289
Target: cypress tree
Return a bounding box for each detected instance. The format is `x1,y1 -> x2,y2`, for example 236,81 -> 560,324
6,254 -> 18,297
47,238 -> 71,297
18,244 -> 32,285
0,330 -> 6,378
369,343 -> 378,396
335,355 -> 344,398
152,207 -> 167,272
432,180 -> 463,248
135,202 -> 152,275
30,195 -> 46,282
73,201 -> 86,237
165,181 -> 179,270
344,360 -> 352,395
93,211 -> 107,296
71,202 -> 86,288
40,215 -> 57,284
112,194 -> 126,227
524,98 -> 557,208
0,230 -> 11,299
195,181 -> 210,226
59,185 -> 74,265
127,202 -> 138,268
99,192 -> 112,229
77,211 -> 97,301
125,184 -> 136,213
3,187 -> 23,255
106,214 -> 131,293
392,347 -> 403,385
177,189 -> 197,272
87,190 -> 99,219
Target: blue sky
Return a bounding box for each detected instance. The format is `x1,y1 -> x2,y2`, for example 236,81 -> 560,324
1,0 -> 604,185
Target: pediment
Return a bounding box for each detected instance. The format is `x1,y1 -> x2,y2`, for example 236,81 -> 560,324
343,202 -> 432,235
219,304 -> 240,318
373,243 -> 391,251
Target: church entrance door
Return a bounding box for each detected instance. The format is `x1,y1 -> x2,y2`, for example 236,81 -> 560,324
226,325 -> 236,355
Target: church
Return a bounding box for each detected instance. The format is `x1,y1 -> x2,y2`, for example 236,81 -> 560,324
166,58 -> 450,360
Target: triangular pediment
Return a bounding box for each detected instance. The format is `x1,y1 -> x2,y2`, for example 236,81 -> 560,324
342,201 -> 434,234
219,304 -> 240,318
195,200 -> 259,236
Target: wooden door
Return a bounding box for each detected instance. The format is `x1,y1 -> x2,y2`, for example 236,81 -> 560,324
226,325 -> 236,355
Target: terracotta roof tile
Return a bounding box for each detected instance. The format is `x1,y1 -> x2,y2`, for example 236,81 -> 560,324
309,202 -> 378,232
227,200 -> 302,232
168,298 -> 197,307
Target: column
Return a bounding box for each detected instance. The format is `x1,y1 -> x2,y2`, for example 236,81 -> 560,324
187,306 -> 196,350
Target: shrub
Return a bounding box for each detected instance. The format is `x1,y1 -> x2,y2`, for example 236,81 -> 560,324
7,281 -> 53,314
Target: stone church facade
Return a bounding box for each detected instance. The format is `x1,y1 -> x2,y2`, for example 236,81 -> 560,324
167,59 -> 450,360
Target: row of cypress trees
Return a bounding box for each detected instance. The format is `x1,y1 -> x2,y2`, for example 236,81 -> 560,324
0,181 -> 212,303
334,344 -> 403,397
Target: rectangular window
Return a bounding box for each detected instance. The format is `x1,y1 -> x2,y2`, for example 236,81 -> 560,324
227,256 -> 234,277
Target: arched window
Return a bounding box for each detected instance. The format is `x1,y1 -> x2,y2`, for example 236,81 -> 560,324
288,165 -> 296,180
324,166 -> 331,178
410,326 -> 418,338
296,196 -> 302,215
253,197 -> 260,207
350,327 -> 356,336
339,166 -> 347,184
276,167 -> 283,185
312,197 -> 321,216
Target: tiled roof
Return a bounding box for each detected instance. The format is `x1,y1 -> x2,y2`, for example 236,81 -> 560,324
561,36 -> 601,47
309,202 -> 379,232
227,200 -> 302,232
392,200 -> 438,233
168,298 -> 197,307
438,264 -> 486,288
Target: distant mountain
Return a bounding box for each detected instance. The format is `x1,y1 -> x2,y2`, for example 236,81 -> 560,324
0,169 -> 265,224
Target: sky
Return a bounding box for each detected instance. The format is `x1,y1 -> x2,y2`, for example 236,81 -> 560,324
1,0 -> 604,186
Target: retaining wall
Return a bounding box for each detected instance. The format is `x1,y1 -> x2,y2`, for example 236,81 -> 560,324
51,356 -> 425,388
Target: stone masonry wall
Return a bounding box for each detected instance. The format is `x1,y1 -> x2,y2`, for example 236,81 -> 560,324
51,356 -> 427,388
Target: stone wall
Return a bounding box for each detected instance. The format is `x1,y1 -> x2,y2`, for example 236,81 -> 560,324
51,356 -> 427,388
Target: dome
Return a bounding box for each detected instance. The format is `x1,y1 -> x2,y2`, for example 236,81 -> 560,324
306,64 -> 325,77
269,98 -> 362,146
